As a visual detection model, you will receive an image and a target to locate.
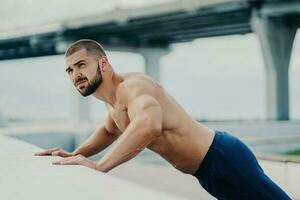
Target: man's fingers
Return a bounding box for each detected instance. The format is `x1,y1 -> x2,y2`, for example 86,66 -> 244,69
52,159 -> 63,165
35,148 -> 72,157
51,150 -> 61,156
52,155 -> 95,169
52,151 -> 71,157
35,148 -> 58,156
34,147 -> 60,156
52,156 -> 80,165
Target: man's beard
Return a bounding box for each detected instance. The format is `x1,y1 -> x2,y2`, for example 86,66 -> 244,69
77,66 -> 103,97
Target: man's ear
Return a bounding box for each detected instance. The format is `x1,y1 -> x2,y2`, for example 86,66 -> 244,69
99,56 -> 109,72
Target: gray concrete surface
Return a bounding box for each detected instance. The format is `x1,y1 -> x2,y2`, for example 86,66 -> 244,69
1,121 -> 300,199
0,135 -> 189,200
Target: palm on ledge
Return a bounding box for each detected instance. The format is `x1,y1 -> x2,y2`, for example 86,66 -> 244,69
52,155 -> 97,170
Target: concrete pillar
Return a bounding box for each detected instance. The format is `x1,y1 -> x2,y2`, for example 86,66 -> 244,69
139,48 -> 169,82
0,109 -> 5,127
69,86 -> 91,125
251,11 -> 297,120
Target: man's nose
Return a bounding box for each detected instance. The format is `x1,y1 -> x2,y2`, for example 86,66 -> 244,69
72,70 -> 82,82
73,69 -> 81,78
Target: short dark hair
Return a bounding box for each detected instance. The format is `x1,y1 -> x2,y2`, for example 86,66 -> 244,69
65,39 -> 106,58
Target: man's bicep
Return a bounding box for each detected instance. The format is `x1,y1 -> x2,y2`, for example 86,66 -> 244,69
118,80 -> 162,129
127,95 -> 162,125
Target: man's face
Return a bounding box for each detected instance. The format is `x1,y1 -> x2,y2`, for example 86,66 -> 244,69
65,49 -> 103,97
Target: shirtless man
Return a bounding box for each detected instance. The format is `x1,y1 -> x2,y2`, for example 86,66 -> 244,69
35,39 -> 291,200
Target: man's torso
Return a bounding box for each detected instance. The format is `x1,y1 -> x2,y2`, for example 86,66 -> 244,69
105,72 -> 214,174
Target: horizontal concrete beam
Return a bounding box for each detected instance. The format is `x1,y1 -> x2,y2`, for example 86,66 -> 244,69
261,1 -> 300,17
62,0 -> 246,29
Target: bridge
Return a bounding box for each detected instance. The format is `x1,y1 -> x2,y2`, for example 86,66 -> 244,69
0,0 -> 299,122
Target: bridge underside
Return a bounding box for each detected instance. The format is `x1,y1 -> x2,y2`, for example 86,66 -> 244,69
0,0 -> 300,121
0,2 -> 255,60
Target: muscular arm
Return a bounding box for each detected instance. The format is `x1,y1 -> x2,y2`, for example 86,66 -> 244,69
96,83 -> 163,172
35,115 -> 119,158
73,114 -> 120,158
51,80 -> 163,172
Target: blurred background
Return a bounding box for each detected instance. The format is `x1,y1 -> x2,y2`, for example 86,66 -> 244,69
0,0 -> 300,124
1,0 -> 300,199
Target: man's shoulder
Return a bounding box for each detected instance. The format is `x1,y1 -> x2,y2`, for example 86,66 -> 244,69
121,72 -> 153,82
120,74 -> 154,90
117,74 -> 156,102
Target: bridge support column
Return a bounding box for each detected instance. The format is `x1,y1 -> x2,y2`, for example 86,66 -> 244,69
69,86 -> 91,125
139,48 -> 169,82
0,109 -> 5,126
251,11 -> 297,120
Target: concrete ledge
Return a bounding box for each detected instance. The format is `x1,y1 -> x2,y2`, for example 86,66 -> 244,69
1,121 -> 300,199
0,135 -> 187,200
258,153 -> 300,163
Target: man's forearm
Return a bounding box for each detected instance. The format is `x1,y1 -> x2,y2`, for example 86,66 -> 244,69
73,126 -> 118,158
95,117 -> 160,172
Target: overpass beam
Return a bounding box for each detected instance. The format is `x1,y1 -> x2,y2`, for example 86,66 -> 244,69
139,48 -> 170,82
251,12 -> 297,120
69,86 -> 91,126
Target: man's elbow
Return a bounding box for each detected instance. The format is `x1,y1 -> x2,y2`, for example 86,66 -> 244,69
143,118 -> 162,137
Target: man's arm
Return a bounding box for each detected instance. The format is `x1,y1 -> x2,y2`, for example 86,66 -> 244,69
35,114 -> 120,158
73,115 -> 120,157
51,81 -> 162,172
95,88 -> 163,172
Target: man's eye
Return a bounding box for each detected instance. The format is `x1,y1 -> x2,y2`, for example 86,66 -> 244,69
67,69 -> 72,74
79,63 -> 85,67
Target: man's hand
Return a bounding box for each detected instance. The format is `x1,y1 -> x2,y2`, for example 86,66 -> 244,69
34,147 -> 74,157
52,155 -> 98,171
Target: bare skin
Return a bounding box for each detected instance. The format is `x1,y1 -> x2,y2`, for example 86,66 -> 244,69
35,49 -> 215,175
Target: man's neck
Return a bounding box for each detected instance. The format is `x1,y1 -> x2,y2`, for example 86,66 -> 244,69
92,72 -> 123,107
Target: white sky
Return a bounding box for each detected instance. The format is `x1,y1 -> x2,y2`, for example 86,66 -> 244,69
0,0 -> 177,31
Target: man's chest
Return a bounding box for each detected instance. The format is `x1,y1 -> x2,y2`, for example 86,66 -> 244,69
106,103 -> 130,132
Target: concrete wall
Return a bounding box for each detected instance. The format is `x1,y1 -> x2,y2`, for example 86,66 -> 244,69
0,135 -> 189,200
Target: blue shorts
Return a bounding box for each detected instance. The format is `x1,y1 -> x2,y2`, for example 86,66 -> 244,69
193,131 -> 291,200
